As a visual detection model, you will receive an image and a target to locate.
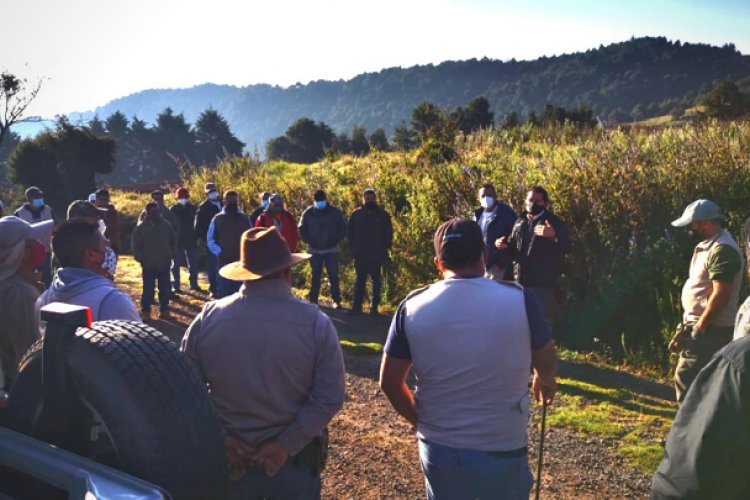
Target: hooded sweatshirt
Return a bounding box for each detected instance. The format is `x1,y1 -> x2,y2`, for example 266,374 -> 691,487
36,268 -> 140,323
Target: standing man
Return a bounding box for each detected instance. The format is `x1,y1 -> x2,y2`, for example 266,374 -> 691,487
669,199 -> 743,403
131,201 -> 177,320
299,189 -> 346,308
380,219 -> 558,499
181,227 -> 345,499
207,190 -> 250,298
347,188 -> 393,316
255,194 -> 299,252
170,187 -> 200,292
474,182 -> 516,282
497,186 -> 571,324
37,218 -> 140,322
93,189 -> 123,254
195,183 -> 223,298
0,216 -> 53,386
14,186 -> 56,287
249,191 -> 271,227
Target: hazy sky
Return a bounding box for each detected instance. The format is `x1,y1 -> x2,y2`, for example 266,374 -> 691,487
3,0 -> 749,118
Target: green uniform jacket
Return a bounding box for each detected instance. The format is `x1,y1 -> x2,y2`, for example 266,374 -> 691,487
131,218 -> 177,271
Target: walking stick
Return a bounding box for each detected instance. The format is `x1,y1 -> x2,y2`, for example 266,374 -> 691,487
535,393 -> 548,500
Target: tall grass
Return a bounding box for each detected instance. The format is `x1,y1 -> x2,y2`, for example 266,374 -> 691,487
113,121 -> 750,368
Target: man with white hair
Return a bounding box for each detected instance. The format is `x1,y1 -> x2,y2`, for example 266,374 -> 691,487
0,216 -> 54,386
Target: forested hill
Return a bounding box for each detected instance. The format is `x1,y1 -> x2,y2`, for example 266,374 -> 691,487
69,37 -> 750,149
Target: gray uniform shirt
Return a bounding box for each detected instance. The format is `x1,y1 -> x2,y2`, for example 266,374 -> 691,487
181,279 -> 345,456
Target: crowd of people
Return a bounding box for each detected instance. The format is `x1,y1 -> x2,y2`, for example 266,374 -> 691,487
1,180 -> 750,498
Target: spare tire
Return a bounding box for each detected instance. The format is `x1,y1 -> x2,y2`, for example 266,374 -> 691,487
5,320 -> 229,500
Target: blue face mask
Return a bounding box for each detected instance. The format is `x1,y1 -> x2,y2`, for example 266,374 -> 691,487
32,198 -> 44,208
480,196 -> 495,209
262,199 -> 270,209
315,201 -> 327,210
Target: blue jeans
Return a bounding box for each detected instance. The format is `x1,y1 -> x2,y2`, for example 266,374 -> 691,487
206,251 -> 219,295
308,252 -> 341,304
141,267 -> 171,312
172,246 -> 199,289
353,258 -> 382,312
418,439 -> 533,500
229,463 -> 320,500
218,275 -> 241,298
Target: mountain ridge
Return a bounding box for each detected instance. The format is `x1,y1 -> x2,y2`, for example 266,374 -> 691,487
48,36 -> 750,149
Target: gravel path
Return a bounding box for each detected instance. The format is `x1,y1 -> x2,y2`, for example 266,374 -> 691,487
325,353 -> 653,499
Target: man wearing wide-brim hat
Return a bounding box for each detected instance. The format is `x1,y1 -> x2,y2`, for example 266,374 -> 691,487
181,226 -> 345,498
669,199 -> 743,403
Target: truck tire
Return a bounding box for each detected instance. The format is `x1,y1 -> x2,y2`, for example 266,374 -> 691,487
5,320 -> 229,500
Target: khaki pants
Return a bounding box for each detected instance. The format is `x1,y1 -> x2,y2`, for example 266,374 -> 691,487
674,325 -> 732,403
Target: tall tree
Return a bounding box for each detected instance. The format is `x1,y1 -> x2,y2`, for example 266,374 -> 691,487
0,72 -> 43,148
702,80 -> 747,120
392,122 -> 417,151
105,111 -> 129,138
194,108 -> 245,166
457,96 -> 494,134
0,131 -> 20,186
350,126 -> 370,156
368,128 -> 390,151
266,118 -> 334,163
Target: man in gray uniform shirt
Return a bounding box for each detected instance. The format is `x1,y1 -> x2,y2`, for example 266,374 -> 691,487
181,226 -> 345,499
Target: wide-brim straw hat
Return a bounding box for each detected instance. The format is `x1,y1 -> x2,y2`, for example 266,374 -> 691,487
219,226 -> 310,282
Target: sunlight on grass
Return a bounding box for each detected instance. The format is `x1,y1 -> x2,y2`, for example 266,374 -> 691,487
546,377 -> 676,473
339,340 -> 383,355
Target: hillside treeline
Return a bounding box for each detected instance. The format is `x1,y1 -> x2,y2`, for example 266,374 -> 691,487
176,121 -> 750,369
71,37 -> 750,148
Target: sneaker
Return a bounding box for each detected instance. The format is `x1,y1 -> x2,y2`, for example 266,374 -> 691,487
158,310 -> 173,320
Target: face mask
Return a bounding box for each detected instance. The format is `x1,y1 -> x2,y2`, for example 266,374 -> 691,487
480,196 -> 494,209
526,203 -> 544,215
26,240 -> 47,269
365,201 -> 377,210
178,198 -> 189,206
225,203 -> 239,213
31,198 -> 44,209
102,247 -> 118,277
208,191 -> 219,201
98,219 -> 107,235
262,199 -> 270,209
315,201 -> 327,210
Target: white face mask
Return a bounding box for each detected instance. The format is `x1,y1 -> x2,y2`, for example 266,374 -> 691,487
178,198 -> 190,206
480,196 -> 495,209
208,191 -> 219,201
102,247 -> 118,278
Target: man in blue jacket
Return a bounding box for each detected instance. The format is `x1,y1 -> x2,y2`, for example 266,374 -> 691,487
299,190 -> 346,308
473,183 -> 516,282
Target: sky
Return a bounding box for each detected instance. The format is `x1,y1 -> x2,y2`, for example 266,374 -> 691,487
3,0 -> 750,119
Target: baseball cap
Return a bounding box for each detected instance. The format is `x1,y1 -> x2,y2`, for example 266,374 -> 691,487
176,187 -> 189,199
671,199 -> 724,227
270,193 -> 283,207
0,216 -> 54,249
433,218 -> 484,266
67,200 -> 109,220
205,183 -> 217,193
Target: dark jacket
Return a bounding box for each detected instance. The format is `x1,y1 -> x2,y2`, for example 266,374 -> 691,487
211,210 -> 251,265
503,210 -> 571,288
194,198 -> 222,241
131,218 -> 177,271
652,336 -> 750,499
169,202 -> 198,249
249,206 -> 265,227
474,203 -> 517,271
101,204 -> 123,254
255,210 -> 299,252
347,205 -> 393,262
298,204 -> 346,252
